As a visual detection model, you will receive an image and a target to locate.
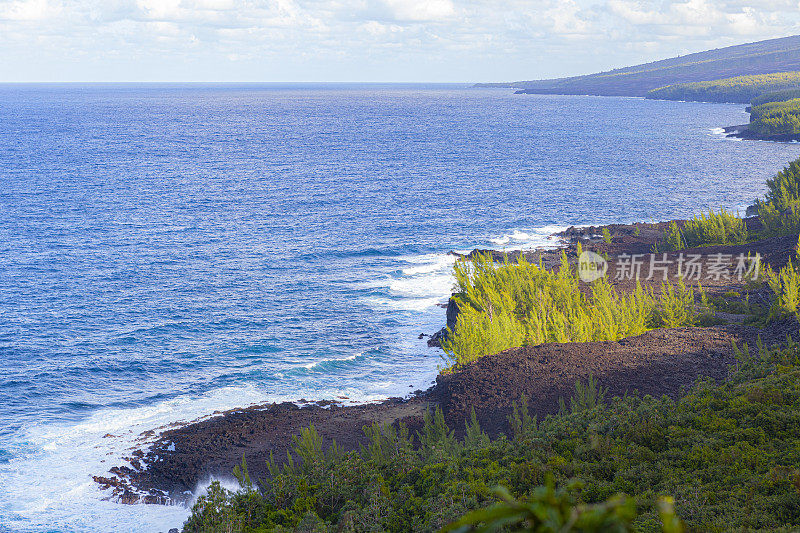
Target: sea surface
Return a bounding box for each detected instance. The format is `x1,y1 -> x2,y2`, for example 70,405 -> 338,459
1,83 -> 799,532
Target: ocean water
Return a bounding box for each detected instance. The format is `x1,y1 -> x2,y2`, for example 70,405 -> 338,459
1,83 -> 799,532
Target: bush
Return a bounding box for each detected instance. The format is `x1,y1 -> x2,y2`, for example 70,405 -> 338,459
443,483 -> 640,533
440,253 -> 701,367
682,209 -> 748,247
654,222 -> 685,252
765,240 -> 800,321
654,211 -> 748,252
757,157 -> 800,236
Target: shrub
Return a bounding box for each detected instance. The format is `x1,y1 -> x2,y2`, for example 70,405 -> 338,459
757,157 -> 800,236
655,211 -> 748,252
183,482 -> 241,533
440,253 -> 702,367
766,261 -> 800,320
443,483 -> 640,533
654,222 -> 685,252
682,209 -> 748,247
765,241 -> 800,321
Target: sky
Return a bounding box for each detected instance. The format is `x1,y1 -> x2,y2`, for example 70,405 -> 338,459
1,0 -> 800,82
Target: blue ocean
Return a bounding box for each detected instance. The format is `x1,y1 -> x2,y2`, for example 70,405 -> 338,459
1,84 -> 799,531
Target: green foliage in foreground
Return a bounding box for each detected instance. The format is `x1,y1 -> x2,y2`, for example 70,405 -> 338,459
440,252 -> 705,367
444,483 -> 658,533
751,89 -> 800,107
445,484 -> 684,533
757,158 -> 800,237
749,98 -> 800,138
654,210 -> 748,252
184,340 -> 800,532
646,71 -> 800,104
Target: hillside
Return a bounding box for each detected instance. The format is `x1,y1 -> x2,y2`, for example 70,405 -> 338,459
482,35 -> 800,97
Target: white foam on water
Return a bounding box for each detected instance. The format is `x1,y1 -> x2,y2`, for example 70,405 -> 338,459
365,295 -> 446,312
0,379 -> 407,533
361,226 -> 568,312
0,384 -> 288,532
484,226 -> 568,251
362,253 -> 458,312
710,127 -> 726,135
388,273 -> 454,299
303,352 -> 361,370
400,253 -> 455,276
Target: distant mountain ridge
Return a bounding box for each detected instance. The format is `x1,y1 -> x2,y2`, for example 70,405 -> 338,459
482,35 -> 800,97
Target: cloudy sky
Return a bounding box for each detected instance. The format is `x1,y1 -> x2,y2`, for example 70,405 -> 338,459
1,0 -> 799,82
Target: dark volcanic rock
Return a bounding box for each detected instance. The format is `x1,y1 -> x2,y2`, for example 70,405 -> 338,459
435,322 -> 796,435
427,297 -> 460,347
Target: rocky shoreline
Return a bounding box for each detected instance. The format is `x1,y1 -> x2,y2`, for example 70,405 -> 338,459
723,124 -> 800,143
94,217 -> 798,510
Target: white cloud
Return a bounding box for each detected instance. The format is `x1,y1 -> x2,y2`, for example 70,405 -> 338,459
607,0 -> 660,25
545,0 -> 591,35
136,0 -> 180,19
191,0 -> 236,9
380,0 -> 455,21
0,0 -> 60,20
360,19 -> 401,35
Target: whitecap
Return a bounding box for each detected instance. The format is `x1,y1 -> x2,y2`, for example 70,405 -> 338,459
303,352 -> 361,370
485,225 -> 569,251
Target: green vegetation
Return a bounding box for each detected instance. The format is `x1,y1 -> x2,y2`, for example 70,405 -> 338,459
751,88 -> 800,107
766,260 -> 800,321
647,72 -> 800,103
654,210 -> 748,252
444,484 -> 680,533
684,209 -> 749,247
765,238 -> 800,321
439,253 -> 704,367
653,222 -> 685,252
748,98 -> 800,139
602,227 -> 612,244
757,158 -> 800,236
184,339 -> 800,532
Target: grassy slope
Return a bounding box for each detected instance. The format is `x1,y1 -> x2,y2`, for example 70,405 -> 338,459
480,35 -> 800,97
